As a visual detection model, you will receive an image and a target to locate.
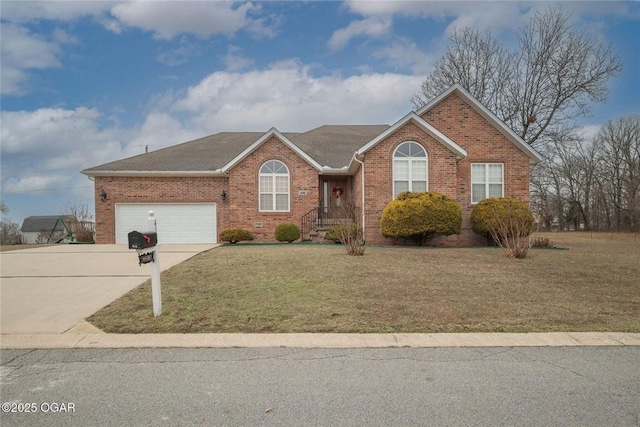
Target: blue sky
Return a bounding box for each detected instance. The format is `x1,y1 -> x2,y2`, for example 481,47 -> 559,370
1,1 -> 639,226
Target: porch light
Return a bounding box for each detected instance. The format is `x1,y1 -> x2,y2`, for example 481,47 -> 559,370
100,189 -> 108,202
221,190 -> 227,201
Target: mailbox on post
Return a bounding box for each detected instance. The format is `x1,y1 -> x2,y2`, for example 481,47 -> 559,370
127,211 -> 162,316
128,231 -> 158,265
128,231 -> 158,250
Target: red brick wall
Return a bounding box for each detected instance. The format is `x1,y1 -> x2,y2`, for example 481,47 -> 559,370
362,92 -> 531,246
93,175 -> 227,244
226,135 -> 319,241
422,92 -> 531,246
94,135 -> 320,244
361,121 -> 459,245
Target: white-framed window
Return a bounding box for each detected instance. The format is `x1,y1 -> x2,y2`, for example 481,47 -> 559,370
393,141 -> 428,198
259,160 -> 290,212
471,163 -> 504,203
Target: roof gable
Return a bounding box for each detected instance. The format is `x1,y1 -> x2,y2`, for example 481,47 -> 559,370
416,84 -> 543,164
356,112 -> 467,159
221,128 -> 323,172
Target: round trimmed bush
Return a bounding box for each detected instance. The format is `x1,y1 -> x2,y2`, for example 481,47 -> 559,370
220,228 -> 254,243
471,197 -> 535,240
380,191 -> 462,245
275,222 -> 301,243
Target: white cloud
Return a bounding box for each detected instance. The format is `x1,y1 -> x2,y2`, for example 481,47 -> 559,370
109,1 -> 270,40
96,16 -> 123,34
0,107 -> 123,194
579,124 -> 602,142
343,1 -> 528,35
223,45 -> 255,71
342,1 -> 640,37
329,16 -> 392,50
124,112 -> 202,157
0,24 -> 62,95
172,61 -> 423,132
444,3 -> 526,36
0,1 -> 113,23
373,37 -> 436,75
51,28 -> 80,45
1,107 -> 101,155
2,1 -> 279,41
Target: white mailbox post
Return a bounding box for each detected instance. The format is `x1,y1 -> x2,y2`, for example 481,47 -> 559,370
127,210 -> 162,317
147,210 -> 162,316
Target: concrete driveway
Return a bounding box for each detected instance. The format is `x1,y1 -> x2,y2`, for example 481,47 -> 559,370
0,244 -> 216,334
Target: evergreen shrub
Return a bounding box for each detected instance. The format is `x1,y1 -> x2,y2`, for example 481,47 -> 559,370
220,228 -> 254,243
471,197 -> 535,258
380,192 -> 462,245
275,222 -> 301,242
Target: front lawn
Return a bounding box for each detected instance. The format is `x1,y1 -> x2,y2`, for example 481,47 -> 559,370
88,232 -> 640,333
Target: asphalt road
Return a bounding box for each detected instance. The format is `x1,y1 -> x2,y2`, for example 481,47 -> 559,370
1,347 -> 639,426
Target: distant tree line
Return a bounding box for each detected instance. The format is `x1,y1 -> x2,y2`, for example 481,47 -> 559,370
532,116 -> 639,231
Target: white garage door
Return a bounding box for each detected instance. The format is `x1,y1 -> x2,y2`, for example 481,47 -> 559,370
116,203 -> 217,244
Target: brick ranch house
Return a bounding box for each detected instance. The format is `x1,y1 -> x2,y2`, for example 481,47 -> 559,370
82,84 -> 542,246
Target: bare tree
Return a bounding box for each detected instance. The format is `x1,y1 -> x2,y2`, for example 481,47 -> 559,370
0,219 -> 22,245
531,116 -> 639,232
411,27 -> 515,122
62,202 -> 95,242
542,129 -> 600,230
0,203 -> 22,245
596,116 -> 640,231
413,7 -> 622,149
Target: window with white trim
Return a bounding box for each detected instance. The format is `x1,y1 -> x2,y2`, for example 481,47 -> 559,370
393,142 -> 428,198
259,160 -> 290,212
471,163 -> 504,203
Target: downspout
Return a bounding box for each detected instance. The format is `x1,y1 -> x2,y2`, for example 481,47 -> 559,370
353,154 -> 366,237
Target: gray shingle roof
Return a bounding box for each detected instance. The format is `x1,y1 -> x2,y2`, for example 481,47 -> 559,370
81,125 -> 389,174
20,216 -> 74,233
82,132 -> 271,173
290,125 -> 389,168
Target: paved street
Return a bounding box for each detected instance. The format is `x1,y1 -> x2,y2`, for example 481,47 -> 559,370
2,347 -> 639,426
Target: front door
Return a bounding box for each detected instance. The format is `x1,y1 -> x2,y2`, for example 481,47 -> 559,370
322,178 -> 350,213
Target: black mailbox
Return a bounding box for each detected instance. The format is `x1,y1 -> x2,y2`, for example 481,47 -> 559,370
128,231 -> 158,249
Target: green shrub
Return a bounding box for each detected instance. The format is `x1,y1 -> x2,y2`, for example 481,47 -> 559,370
275,222 -> 301,243
471,197 -> 535,238
220,228 -> 254,243
471,197 -> 535,258
380,192 -> 462,245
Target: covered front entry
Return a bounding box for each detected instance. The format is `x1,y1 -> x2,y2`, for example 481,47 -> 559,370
321,177 -> 351,212
115,203 -> 217,244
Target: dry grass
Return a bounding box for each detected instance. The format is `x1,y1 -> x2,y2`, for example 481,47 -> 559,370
88,232 -> 640,333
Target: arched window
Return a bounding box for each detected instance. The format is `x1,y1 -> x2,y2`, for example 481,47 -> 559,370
259,160 -> 290,212
393,142 -> 428,198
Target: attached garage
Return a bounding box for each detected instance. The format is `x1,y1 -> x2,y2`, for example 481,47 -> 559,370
115,203 -> 217,244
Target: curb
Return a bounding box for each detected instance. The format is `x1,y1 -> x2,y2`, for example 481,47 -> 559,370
2,332 -> 639,349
